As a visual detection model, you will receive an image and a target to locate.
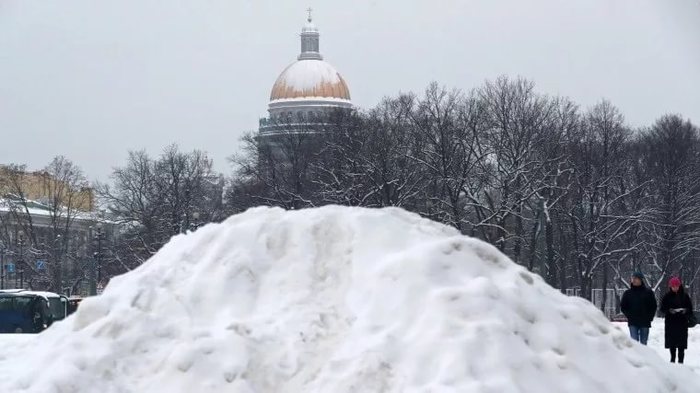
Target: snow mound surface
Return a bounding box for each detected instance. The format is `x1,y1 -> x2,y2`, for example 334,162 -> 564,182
1,207 -> 698,393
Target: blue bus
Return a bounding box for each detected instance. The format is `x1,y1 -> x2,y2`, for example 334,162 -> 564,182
0,290 -> 67,333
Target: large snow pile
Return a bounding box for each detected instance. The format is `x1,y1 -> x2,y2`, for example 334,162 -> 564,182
0,207 -> 698,393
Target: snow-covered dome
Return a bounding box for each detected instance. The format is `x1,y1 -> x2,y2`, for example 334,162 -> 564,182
270,60 -> 351,101
261,11 -> 353,131
267,10 -> 352,110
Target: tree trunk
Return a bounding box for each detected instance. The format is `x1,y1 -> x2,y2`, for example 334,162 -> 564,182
601,261 -> 609,315
545,215 -> 556,286
581,273 -> 593,301
558,222 -> 568,293
513,208 -> 523,265
527,213 -> 541,272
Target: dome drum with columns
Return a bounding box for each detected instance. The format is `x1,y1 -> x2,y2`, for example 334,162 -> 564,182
259,11 -> 352,137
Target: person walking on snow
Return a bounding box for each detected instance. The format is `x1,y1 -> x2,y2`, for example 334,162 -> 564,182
620,272 -> 657,345
660,277 -> 693,363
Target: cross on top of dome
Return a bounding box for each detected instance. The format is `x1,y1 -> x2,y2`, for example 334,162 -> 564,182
302,8 -> 318,34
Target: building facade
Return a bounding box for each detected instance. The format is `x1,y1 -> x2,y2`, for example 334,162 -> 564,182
0,166 -> 94,212
0,167 -> 113,295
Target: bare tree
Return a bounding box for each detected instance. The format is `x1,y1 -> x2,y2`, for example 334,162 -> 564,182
230,117 -> 325,209
637,115 -> 700,292
528,97 -> 578,286
401,83 -> 489,232
0,157 -> 90,292
99,146 -> 222,272
474,76 -> 556,264
321,96 -> 424,208
564,101 -> 639,300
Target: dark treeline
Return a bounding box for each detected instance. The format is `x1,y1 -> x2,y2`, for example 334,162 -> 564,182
228,76 -> 700,310
4,76 -> 697,308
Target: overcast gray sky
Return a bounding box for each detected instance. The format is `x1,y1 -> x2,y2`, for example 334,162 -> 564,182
1,0 -> 699,181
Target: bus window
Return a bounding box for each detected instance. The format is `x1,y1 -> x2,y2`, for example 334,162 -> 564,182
48,297 -> 67,320
0,295 -> 47,333
14,297 -> 33,314
0,297 -> 13,311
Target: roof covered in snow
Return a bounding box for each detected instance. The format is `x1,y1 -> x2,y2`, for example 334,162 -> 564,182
0,195 -> 117,232
270,59 -> 351,102
0,196 -> 97,223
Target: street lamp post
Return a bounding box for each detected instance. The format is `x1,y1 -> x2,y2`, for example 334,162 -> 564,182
48,233 -> 62,292
90,223 -> 104,296
17,233 -> 25,289
0,241 -> 5,290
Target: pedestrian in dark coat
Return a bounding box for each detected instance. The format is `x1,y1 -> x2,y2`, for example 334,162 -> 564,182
660,277 -> 693,363
620,272 -> 657,345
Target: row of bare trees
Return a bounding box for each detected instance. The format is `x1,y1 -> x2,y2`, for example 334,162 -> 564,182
229,76 -> 700,308
3,77 -> 697,306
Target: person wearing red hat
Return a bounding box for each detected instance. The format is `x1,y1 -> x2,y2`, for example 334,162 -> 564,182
660,277 -> 694,363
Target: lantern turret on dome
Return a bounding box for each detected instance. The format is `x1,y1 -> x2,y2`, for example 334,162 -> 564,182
299,8 -> 321,60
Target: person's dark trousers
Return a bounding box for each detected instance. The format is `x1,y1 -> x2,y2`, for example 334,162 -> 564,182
629,325 -> 650,345
670,347 -> 685,363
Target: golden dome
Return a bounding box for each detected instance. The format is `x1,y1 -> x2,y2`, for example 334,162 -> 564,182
270,59 -> 351,101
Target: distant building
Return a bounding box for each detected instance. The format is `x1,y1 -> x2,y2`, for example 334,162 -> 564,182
0,166 -> 113,295
0,166 -> 94,212
258,11 -> 353,150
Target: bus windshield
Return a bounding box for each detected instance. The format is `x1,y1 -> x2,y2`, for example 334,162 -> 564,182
48,297 -> 67,320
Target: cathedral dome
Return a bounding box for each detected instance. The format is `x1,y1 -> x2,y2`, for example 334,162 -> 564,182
270,60 -> 351,101
263,10 -> 353,122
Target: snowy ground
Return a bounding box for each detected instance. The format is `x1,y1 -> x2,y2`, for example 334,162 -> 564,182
2,320 -> 699,391
0,207 -> 698,392
0,333 -> 34,350
3,320 -> 698,374
612,319 -> 700,373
